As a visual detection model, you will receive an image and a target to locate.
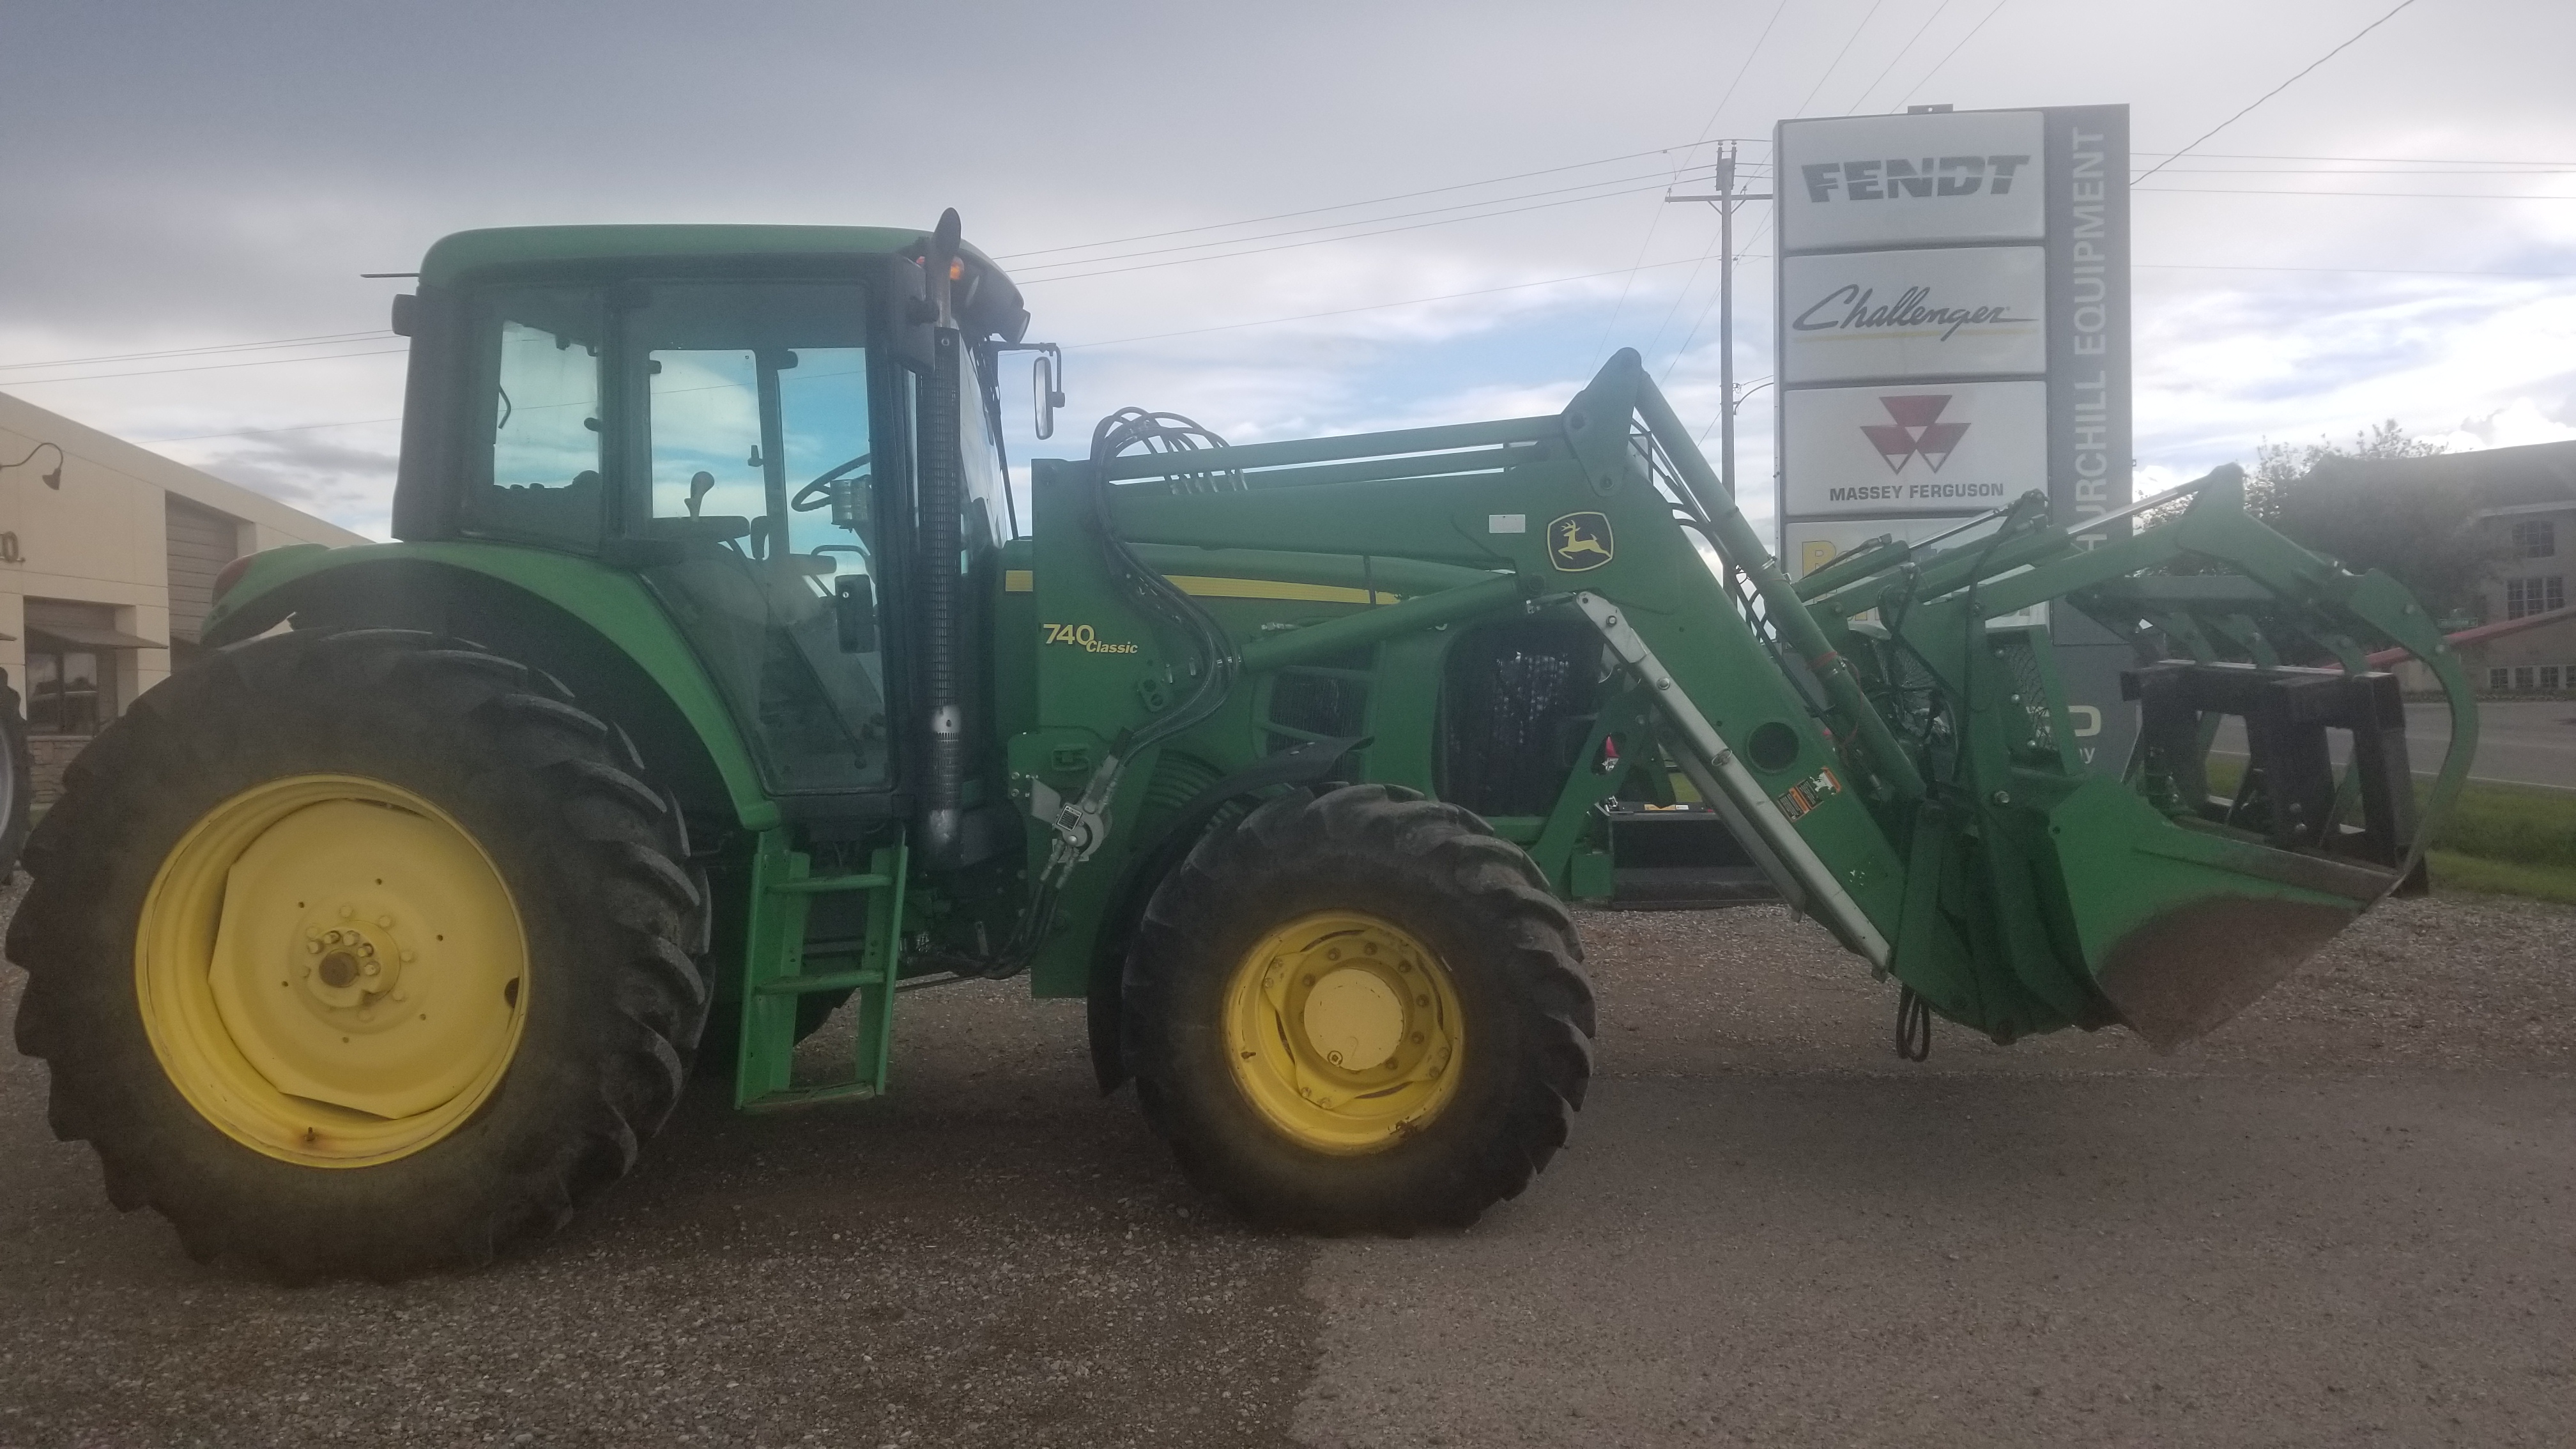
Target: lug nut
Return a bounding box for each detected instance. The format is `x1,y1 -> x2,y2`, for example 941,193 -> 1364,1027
363,961 -> 381,977
339,905 -> 355,919
377,915 -> 393,928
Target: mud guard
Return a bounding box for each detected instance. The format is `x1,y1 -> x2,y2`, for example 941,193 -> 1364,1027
1085,735 -> 1369,1092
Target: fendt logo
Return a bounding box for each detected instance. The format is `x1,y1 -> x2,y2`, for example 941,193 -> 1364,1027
1862,395 -> 1967,473
1547,512 -> 1615,572
1800,154 -> 2031,203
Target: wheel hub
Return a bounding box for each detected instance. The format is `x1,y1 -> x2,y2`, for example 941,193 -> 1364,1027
136,775 -> 529,1167
1222,910 -> 1465,1154
293,907 -> 413,1022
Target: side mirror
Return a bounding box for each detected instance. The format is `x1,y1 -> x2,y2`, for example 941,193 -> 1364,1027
835,575 -> 879,653
1032,349 -> 1066,440
686,470 -> 715,518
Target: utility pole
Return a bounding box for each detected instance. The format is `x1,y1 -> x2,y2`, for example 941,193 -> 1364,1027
1667,142 -> 1772,501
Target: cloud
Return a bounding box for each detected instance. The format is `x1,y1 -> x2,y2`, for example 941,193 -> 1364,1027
5,0 -> 2574,555
2439,397 -> 2576,452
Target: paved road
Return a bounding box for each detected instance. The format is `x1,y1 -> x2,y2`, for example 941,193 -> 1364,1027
6,891 -> 2573,1446
2212,698 -> 2576,792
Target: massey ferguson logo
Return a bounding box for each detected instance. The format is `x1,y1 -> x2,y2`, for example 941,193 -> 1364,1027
1801,154 -> 2030,202
1862,396 -> 1966,473
1823,395 -> 2008,505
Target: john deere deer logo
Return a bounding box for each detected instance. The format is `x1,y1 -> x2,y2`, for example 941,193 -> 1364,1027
1549,512 -> 1615,572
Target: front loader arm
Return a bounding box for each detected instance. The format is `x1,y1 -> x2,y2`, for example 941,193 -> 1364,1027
1035,350 -> 2464,1052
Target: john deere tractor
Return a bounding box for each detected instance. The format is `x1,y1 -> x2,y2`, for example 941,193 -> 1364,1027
6,215 -> 2475,1278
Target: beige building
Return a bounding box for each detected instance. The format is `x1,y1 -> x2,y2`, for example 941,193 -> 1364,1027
0,392 -> 370,797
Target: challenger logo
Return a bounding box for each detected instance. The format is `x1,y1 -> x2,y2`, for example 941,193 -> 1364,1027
1548,512 -> 1615,572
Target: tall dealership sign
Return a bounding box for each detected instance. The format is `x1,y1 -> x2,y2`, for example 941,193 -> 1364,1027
1774,103 -> 2134,770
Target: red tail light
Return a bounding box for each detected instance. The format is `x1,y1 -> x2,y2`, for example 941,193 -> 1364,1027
212,552 -> 257,601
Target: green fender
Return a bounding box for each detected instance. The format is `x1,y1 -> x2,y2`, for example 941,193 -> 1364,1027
203,540 -> 780,831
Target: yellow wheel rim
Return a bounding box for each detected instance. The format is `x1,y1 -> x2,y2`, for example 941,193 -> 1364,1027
1222,910 -> 1464,1154
135,774 -> 528,1168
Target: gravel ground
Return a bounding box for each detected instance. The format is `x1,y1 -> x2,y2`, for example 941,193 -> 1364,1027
3,880 -> 2570,1447
0,872 -> 1315,1449
1296,893 -> 2576,1449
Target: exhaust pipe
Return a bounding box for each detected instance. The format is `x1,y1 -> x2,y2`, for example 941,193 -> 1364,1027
917,208 -> 969,867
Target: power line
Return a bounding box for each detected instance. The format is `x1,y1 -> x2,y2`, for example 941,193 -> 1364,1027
2132,0 -> 2423,184
1692,0 -> 1794,141
1022,181 -> 1681,288
1073,253 -> 1758,351
142,415 -> 404,445
1013,171 -> 1682,279
1846,0 -> 1965,114
0,330 -> 391,372
2140,150 -> 2576,167
87,250 -> 2564,445
2,346 -> 410,387
2139,262 -> 2572,278
993,140 -> 1744,263
2149,165 -> 2576,176
1790,0 -> 1894,118
2139,187 -> 2576,200
1623,0 -> 1798,371
1661,208 -> 1779,383
1895,0 -> 2009,108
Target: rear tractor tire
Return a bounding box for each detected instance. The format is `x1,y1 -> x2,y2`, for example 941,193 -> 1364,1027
1124,784 -> 1594,1231
8,629 -> 707,1280
0,666 -> 29,882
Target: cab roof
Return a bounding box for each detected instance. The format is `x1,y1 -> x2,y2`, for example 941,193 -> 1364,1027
417,224 -> 1027,339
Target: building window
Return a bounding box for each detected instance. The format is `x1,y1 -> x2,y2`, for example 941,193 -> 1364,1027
2515,666 -> 2537,691
2490,666 -> 2512,689
2510,519 -> 2557,558
2505,575 -> 2567,619
2543,665 -> 2565,691
20,598 -> 160,736
26,645 -> 111,735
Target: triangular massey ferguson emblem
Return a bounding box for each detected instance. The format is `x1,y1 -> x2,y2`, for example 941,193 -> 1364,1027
1860,394 -> 1968,474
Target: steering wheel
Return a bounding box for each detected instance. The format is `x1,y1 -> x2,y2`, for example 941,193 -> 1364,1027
791,452 -> 870,512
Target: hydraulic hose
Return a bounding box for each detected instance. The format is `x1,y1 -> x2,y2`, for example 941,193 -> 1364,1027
989,409 -> 1245,977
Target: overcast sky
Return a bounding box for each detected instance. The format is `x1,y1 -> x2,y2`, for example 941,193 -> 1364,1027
4,0 -> 2571,540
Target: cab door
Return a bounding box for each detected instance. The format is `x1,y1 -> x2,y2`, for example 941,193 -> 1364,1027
613,279 -> 896,798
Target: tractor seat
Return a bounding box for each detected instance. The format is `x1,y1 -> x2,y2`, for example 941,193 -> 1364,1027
637,515 -> 752,545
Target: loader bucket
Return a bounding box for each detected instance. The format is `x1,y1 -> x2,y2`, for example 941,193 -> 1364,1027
2066,659 -> 2427,1049
2096,896 -> 2359,1051
1741,456 -> 2480,1053
2034,762 -> 2404,1052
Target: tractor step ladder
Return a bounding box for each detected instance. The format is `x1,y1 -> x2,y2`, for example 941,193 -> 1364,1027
733,831 -> 908,1112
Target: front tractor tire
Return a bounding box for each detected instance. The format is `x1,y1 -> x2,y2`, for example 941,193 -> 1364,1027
8,629 -> 707,1280
1124,785 -> 1594,1231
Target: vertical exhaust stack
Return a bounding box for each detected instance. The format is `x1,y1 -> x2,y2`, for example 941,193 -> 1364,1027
917,208 -> 970,868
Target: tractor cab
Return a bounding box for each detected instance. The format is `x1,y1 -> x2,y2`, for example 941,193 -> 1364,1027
384,224 -> 1029,812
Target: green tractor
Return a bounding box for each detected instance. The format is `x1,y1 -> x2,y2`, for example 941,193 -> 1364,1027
8,215 -> 2475,1278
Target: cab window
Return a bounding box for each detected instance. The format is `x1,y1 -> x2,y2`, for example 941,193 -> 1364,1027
464,287 -> 607,549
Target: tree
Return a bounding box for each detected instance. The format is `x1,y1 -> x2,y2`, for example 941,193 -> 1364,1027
2256,420 -> 2497,619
